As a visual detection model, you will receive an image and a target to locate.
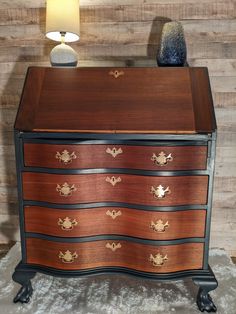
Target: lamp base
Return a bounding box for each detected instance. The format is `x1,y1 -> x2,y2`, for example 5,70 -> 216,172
50,43 -> 78,67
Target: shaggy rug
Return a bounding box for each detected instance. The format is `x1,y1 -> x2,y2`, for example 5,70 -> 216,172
0,243 -> 236,314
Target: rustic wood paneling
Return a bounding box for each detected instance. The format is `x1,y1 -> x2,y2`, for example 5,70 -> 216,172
0,0 -> 235,257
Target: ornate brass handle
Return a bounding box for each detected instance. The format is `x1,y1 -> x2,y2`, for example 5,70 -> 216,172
106,147 -> 123,158
150,185 -> 170,199
149,253 -> 168,267
106,176 -> 121,186
55,150 -> 77,164
59,250 -> 78,263
56,182 -> 77,197
151,152 -> 173,166
106,209 -> 122,220
150,219 -> 169,233
106,242 -> 122,252
109,70 -> 124,79
58,217 -> 78,230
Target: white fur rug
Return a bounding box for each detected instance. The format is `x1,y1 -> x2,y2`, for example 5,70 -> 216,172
0,243 -> 236,314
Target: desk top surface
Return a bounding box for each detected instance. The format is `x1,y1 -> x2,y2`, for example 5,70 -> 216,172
15,67 -> 216,134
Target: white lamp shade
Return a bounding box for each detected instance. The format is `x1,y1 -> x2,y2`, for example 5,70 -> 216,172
46,0 -> 80,43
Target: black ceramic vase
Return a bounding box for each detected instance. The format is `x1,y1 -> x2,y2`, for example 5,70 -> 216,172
157,21 -> 187,67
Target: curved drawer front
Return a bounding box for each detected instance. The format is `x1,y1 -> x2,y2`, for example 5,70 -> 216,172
24,206 -> 206,240
24,143 -> 207,170
22,173 -> 208,206
26,238 -> 204,272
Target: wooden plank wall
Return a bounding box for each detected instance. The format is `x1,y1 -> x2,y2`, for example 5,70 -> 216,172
0,0 -> 236,256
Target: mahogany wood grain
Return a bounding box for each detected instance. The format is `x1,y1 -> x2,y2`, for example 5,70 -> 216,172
14,67 -> 216,134
24,143 -> 207,170
26,238 -> 204,272
22,173 -> 209,206
14,67 -> 45,131
190,67 -> 217,133
24,206 -> 206,240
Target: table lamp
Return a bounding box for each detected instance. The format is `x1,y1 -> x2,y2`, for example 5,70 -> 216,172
46,0 -> 80,67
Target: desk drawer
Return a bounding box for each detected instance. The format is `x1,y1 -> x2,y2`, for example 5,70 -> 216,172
26,238 -> 204,272
22,173 -> 208,206
24,206 -> 206,240
24,143 -> 207,171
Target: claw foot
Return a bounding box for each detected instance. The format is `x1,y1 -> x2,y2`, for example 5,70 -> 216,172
197,288 -> 217,313
192,266 -> 218,313
12,264 -> 36,304
14,281 -> 33,304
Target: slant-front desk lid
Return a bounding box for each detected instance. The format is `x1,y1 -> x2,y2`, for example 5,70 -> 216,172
15,67 -> 216,134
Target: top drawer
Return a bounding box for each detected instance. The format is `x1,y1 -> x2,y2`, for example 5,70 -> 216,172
23,143 -> 207,171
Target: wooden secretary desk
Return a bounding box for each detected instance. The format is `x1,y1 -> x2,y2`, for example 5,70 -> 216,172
13,67 -> 218,312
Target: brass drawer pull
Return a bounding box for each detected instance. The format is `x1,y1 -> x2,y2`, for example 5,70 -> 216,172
106,242 -> 122,252
55,150 -> 77,164
150,253 -> 168,267
150,185 -> 170,199
58,217 -> 78,230
106,209 -> 122,219
56,182 -> 77,197
109,70 -> 124,79
59,250 -> 78,263
106,176 -> 122,186
151,152 -> 173,166
150,219 -> 169,233
106,147 -> 123,158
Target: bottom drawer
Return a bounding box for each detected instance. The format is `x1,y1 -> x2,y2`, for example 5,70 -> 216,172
26,238 -> 204,273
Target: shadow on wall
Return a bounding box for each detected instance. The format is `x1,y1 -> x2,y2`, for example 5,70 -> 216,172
147,16 -> 172,63
122,16 -> 172,67
74,16 -> 171,67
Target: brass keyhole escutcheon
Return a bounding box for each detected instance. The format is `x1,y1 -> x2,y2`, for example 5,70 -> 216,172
106,209 -> 122,220
106,176 -> 122,186
106,147 -> 123,158
109,70 -> 124,79
106,242 -> 122,252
